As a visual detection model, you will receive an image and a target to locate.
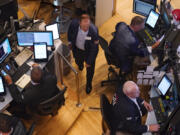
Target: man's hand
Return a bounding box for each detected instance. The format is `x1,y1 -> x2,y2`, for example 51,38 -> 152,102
143,101 -> 153,112
85,63 -> 91,68
149,124 -> 160,132
4,75 -> 13,85
32,63 -> 39,68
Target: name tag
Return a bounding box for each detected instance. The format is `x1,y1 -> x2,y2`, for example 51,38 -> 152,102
126,117 -> 132,120
85,36 -> 91,40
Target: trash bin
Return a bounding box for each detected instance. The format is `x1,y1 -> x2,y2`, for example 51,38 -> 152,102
59,44 -> 71,76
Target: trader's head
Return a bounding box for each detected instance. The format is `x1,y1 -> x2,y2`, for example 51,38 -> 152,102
80,14 -> 90,32
0,115 -> 12,133
123,81 -> 140,98
130,16 -> 145,32
31,66 -> 43,84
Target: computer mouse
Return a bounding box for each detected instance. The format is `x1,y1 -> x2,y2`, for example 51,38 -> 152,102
0,96 -> 5,102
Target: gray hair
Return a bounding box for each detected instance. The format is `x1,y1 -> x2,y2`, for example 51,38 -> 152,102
123,81 -> 138,94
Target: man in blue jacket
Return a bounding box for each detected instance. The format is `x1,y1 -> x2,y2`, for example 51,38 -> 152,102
109,16 -> 149,76
68,14 -> 99,94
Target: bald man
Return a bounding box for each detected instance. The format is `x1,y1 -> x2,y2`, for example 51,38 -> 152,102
4,66 -> 60,116
112,81 -> 160,135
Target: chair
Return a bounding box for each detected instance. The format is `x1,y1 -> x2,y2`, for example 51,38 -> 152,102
37,89 -> 66,116
99,36 -> 122,87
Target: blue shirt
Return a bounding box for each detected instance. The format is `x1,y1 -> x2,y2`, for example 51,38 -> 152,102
76,27 -> 89,50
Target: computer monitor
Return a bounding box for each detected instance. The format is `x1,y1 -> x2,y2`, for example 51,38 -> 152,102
133,0 -> 157,17
146,10 -> 160,29
0,76 -> 6,95
45,23 -> 59,40
34,42 -> 48,62
160,2 -> 171,28
0,38 -> 11,63
17,31 -> 54,46
157,74 -> 173,96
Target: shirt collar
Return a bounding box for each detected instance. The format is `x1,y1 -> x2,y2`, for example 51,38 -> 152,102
79,26 -> 89,34
128,97 -> 137,102
31,80 -> 40,86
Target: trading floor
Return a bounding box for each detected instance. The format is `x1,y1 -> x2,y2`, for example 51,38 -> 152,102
0,0 -> 180,135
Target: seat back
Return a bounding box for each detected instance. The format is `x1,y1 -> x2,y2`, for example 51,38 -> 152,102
100,94 -> 115,131
37,89 -> 66,116
99,36 -> 120,67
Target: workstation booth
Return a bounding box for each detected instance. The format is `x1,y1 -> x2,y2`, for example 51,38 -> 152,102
0,0 -> 180,135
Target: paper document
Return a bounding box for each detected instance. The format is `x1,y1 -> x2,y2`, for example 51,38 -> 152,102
15,74 -> 31,89
15,48 -> 33,66
137,73 -> 143,79
146,66 -> 154,73
137,79 -> 143,85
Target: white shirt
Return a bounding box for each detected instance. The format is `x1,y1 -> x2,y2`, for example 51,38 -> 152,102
76,27 -> 89,50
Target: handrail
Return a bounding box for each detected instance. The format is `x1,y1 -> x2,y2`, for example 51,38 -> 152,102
57,50 -> 81,107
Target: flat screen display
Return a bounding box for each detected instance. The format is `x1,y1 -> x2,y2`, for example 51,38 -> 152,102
146,10 -> 160,28
45,23 -> 59,40
17,31 -> 54,46
133,0 -> 156,16
157,75 -> 172,96
0,76 -> 5,94
34,43 -> 48,62
0,38 -> 11,63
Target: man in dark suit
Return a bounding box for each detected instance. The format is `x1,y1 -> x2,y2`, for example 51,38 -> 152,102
4,65 -> 60,115
68,14 -> 99,94
112,81 -> 160,135
109,16 -> 149,76
0,113 -> 27,135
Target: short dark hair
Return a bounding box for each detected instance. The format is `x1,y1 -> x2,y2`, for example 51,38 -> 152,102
80,14 -> 90,22
130,16 -> 144,26
0,114 -> 12,133
31,66 -> 42,83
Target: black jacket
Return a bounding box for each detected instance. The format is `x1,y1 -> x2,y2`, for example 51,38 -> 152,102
0,113 -> 26,135
109,22 -> 149,73
112,88 -> 148,135
67,19 -> 99,65
8,72 -> 59,109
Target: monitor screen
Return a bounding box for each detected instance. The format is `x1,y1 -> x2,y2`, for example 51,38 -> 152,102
158,75 -> 172,96
133,0 -> 156,16
45,23 -> 59,40
17,31 -> 54,46
0,76 -> 5,94
34,43 -> 48,61
146,10 -> 160,28
161,4 -> 171,27
0,38 -> 11,63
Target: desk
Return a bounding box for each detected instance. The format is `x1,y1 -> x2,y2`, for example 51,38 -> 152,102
0,39 -> 63,112
143,87 -> 159,135
143,73 -> 175,135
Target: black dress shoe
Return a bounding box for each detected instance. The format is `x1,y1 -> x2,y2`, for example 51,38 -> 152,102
79,65 -> 84,71
86,85 -> 92,94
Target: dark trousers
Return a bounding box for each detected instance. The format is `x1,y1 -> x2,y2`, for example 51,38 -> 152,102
73,48 -> 95,87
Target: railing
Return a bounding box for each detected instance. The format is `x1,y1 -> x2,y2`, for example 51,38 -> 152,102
57,50 -> 81,107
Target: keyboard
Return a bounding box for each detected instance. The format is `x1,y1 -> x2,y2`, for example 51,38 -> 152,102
15,48 -> 33,66
137,29 -> 156,46
151,97 -> 167,124
12,63 -> 30,82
